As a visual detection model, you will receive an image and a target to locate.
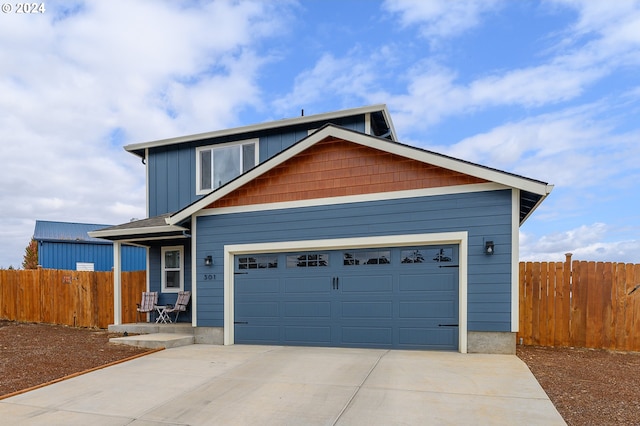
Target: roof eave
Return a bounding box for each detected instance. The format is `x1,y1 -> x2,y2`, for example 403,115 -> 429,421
88,224 -> 188,241
124,104 -> 393,157
520,184 -> 554,225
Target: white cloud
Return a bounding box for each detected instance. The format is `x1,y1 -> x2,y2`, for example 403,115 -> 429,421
385,1 -> 640,133
520,223 -> 640,263
549,0 -> 640,40
382,0 -> 504,42
388,56 -> 610,135
271,52 -> 379,115
0,0 -> 292,268
428,105 -> 635,185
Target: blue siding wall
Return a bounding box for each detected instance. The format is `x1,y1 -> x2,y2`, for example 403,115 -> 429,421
194,189 -> 513,332
260,116 -> 364,161
148,241 -> 193,321
38,242 -> 145,271
148,145 -> 194,217
147,116 -> 366,216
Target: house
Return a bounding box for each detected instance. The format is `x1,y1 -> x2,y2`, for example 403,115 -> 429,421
90,105 -> 553,353
34,220 -> 146,271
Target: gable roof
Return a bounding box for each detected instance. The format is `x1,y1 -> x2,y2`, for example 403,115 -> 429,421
167,124 -> 553,227
124,104 -> 396,159
92,122 -> 553,242
34,220 -> 114,244
208,137 -> 490,209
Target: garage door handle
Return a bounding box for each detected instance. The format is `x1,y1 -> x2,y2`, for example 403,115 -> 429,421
234,321 -> 248,325
332,277 -> 336,289
336,277 -> 339,289
438,324 -> 458,327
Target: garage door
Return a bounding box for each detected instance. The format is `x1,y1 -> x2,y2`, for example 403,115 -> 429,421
234,245 -> 459,350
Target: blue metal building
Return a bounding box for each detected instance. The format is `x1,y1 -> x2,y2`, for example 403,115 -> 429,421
34,220 -> 145,271
92,105 -> 553,353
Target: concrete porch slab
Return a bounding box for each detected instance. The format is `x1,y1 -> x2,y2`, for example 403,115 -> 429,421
109,333 -> 194,349
108,322 -> 193,335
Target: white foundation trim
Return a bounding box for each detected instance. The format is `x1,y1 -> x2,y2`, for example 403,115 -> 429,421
223,231 -> 469,353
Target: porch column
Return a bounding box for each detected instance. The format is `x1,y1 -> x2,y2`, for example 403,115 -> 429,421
113,241 -> 122,325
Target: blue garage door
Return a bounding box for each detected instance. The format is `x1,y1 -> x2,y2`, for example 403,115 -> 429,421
234,245 -> 459,350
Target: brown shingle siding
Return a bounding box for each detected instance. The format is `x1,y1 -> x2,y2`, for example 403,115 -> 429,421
208,138 -> 488,209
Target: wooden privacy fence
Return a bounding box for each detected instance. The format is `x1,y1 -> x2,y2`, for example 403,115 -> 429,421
519,254 -> 640,351
0,269 -> 146,329
2,258 -> 639,350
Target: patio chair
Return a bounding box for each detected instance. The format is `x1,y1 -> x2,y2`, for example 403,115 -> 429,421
136,291 -> 158,322
164,291 -> 191,323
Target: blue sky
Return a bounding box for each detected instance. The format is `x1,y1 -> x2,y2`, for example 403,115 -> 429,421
1,0 -> 639,268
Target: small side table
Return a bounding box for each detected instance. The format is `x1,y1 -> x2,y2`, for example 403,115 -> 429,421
155,305 -> 171,323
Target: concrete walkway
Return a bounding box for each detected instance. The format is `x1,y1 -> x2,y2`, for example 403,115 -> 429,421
0,345 -> 565,425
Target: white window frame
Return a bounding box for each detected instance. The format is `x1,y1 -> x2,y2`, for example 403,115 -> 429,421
195,138 -> 259,195
161,246 -> 184,293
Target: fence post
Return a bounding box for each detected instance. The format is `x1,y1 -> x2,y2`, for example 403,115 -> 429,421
561,253 -> 572,347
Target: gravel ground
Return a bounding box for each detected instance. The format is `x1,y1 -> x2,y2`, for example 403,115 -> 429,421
0,320 -> 150,396
1,320 -> 640,425
517,345 -> 640,425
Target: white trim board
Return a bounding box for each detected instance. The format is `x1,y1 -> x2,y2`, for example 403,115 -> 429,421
126,104 -> 394,154
511,189 -> 520,332
223,231 -> 469,353
196,183 -> 507,217
168,125 -> 552,226
89,225 -> 188,239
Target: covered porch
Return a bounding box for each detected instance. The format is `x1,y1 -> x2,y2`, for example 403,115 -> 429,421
89,214 -> 193,327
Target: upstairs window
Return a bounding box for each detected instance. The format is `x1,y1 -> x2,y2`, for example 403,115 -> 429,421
196,139 -> 258,194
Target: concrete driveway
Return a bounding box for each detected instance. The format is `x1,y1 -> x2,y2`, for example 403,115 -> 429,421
0,345 -> 565,425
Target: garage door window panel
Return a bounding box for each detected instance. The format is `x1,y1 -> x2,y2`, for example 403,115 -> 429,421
286,253 -> 329,268
401,247 -> 454,264
343,250 -> 391,266
238,255 -> 278,270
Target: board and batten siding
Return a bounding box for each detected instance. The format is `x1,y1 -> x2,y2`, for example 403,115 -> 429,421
148,241 -> 193,318
260,116 -> 365,161
146,116 -> 366,216
194,189 -> 513,331
148,144 -> 195,217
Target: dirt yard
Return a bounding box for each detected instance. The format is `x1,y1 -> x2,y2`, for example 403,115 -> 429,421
1,320 -> 639,425
517,345 -> 640,425
0,320 -> 150,396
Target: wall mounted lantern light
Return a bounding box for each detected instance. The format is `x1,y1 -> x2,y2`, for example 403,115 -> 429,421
204,255 -> 213,266
484,241 -> 494,255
